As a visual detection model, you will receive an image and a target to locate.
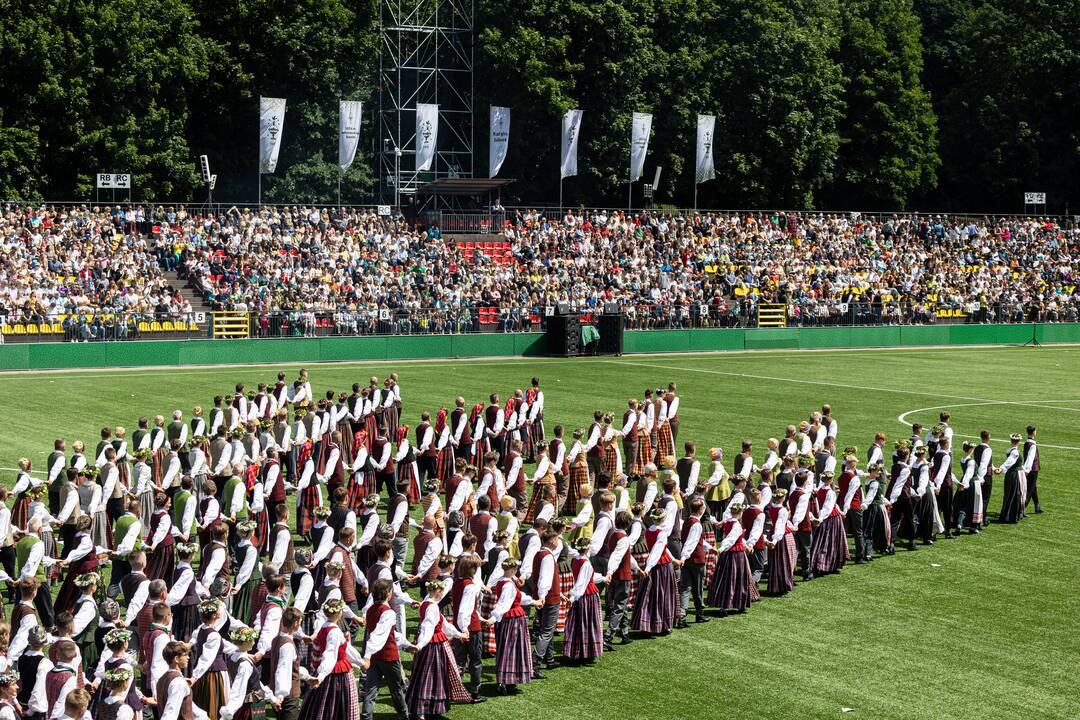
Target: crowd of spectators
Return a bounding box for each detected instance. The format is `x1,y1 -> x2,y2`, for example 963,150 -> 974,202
1,202 -> 1078,340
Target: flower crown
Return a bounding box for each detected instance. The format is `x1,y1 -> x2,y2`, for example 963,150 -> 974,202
103,666 -> 134,683
322,598 -> 345,615
198,598 -> 222,614
104,628 -> 132,645
235,520 -> 256,535
176,542 -> 199,556
74,571 -> 101,588
314,505 -> 332,517
230,626 -> 259,644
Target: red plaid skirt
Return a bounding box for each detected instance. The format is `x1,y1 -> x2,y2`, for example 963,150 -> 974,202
480,592 -> 497,655
557,566 -> 573,633
707,550 -> 752,611
633,435 -> 652,476
252,507 -> 269,553
406,638 -> 461,717
630,561 -> 678,634
363,417 -> 377,450
602,445 -> 619,477
337,420 -> 355,468
494,614 -> 533,685
347,472 -> 373,511
563,592 -> 604,660
520,424 -> 535,463
566,462 -> 591,512
767,534 -> 795,596
810,515 -> 848,575
627,549 -> 650,611
703,526 -> 719,588
297,484 -> 322,538
298,670 -> 360,720
523,479 -> 554,525
655,424 -> 675,463
435,447 -> 455,489
400,462 -> 421,505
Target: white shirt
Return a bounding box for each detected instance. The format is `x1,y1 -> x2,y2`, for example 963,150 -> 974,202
160,668 -> 209,720
568,559 -> 603,603
414,603 -> 462,651
272,635 -> 309,701
314,624 -> 362,682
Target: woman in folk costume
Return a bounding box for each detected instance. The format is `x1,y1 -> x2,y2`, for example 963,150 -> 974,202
809,471 -> 848,574
433,408 -> 455,488
488,557 -> 534,694
862,462 -> 893,556
222,626 -> 263,720
98,665 -> 137,720
564,536 -> 605,663
626,503 -> 649,612
630,507 -> 680,635
764,489 -> 795,596
27,483 -> 62,583
334,392 -> 356,469
551,520 -> 574,634
517,393 -> 534,465
132,449 -> 159,539
998,433 -> 1025,523
420,480 -> 446,541
954,441 -> 983,533
496,495 -> 520,559
633,401 -> 653,477
479,530 -> 512,656
395,424 -> 421,504
298,598 -> 363,720
703,448 -> 732,519
405,580 -> 473,718
567,484 -> 593,546
146,491 -> 176,581
12,457 -> 41,531
184,606 -> 231,716
359,388 -> 377,453
654,387 -> 676,462
523,441 -> 556,524
294,424 -> 321,541
187,434 -> 211,501
55,515 -> 106,614
150,415 -> 169,486
232,520 -> 263,624
469,402 -> 488,468
347,430 -> 373,510
600,413 -> 623,479
911,445 -> 939,544
707,503 -> 753,613
565,429 -> 591,513
248,464 -> 271,554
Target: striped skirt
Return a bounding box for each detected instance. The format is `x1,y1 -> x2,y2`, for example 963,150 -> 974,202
347,473 -> 372,512
297,483 -> 322,539
400,462 -> 421,505
298,670 -> 360,720
11,496 -> 30,534
557,565 -> 574,633
480,591 -> 497,655
494,614 -> 533,686
703,526 -> 719,588
442,640 -> 473,702
41,528 -> 61,581
655,424 -> 675,463
192,670 -> 228,720
602,444 -> 619,478
766,537 -> 795,596
633,436 -> 652,476
532,418 -> 545,443
90,510 -> 112,550
138,490 -> 156,539
865,504 -> 892,553
810,515 -> 848,575
707,550 -> 753,611
523,480 -> 555,524
627,548 -> 649,611
565,463 -> 590,512
520,424 -> 535,463
435,447 -> 454,488
232,576 -> 262,625
564,592 -> 604,660
337,421 -> 355,468
630,561 -> 678,634
363,417 -> 377,450
384,406 -> 399,440
253,508 -> 269,553
471,439 -> 488,468
405,641 -> 460,717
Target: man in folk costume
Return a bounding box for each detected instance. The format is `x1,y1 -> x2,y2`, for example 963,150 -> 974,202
867,432 -> 886,469
932,435 -> 957,539
44,640 -> 80,720
485,394 -> 506,466
547,426 -> 569,514
654,390 -> 676,463
469,495 -> 498,559
328,525 -> 364,612
503,395 -> 520,460
333,392 -> 355,469
529,530 -> 562,672
601,510 -> 638,648
664,383 -> 681,443
503,439 -> 527,513
359,579 -> 412,720
166,411 -> 189,457
269,503 -> 296,575
673,440 -> 700,499
385,483 -> 411,578
315,430 -> 346,502
450,553 -> 491,703
528,377 -> 545,445
415,411 -> 438,485
406,515 -> 444,596
678,497 -> 712,627
369,426 -> 396,501
433,409 -> 455,488
368,376 -> 384,437
381,378 -> 399,440
583,411 -> 605,482
158,641 -> 209,720
643,389 -> 659,464
394,424 -> 420,505
1023,425 -> 1042,514
208,427 -> 231,496
449,398 -> 472,482
270,607 -> 308,720
171,476 -> 198,544
838,454 -> 868,563
787,470 -> 816,580
446,461 -> 476,527
886,446 -> 917,551
974,429 -> 995,529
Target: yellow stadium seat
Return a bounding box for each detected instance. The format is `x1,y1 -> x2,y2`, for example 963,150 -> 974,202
150,321 -> 163,332
26,323 -> 38,333
190,323 -> 199,331
50,323 -> 61,333
163,321 -> 175,331
138,322 -> 151,332
13,324 -> 25,334
1,325 -> 10,334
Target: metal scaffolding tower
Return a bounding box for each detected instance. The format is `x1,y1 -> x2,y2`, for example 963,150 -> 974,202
378,0 -> 474,210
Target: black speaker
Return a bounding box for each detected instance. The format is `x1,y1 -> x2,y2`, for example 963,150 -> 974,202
556,302 -> 571,315
603,301 -> 621,315
597,313 -> 624,355
547,314 -> 581,357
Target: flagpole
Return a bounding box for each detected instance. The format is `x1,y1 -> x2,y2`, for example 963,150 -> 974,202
559,177 -> 563,213
338,170 -> 342,210
694,179 -> 698,213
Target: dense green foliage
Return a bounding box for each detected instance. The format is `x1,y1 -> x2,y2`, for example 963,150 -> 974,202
0,0 -> 1075,210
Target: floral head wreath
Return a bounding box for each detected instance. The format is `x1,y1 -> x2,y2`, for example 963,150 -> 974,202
74,571 -> 101,588
103,666 -> 134,683
198,598 -> 222,614
230,625 -> 260,644
0,671 -> 19,686
177,542 -> 199,556
322,598 -> 345,615
104,628 -> 132,645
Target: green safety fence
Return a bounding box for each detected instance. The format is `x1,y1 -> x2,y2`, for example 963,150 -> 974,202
0,323 -> 1075,371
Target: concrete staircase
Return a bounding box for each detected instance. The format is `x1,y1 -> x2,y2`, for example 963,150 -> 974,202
163,269 -> 212,314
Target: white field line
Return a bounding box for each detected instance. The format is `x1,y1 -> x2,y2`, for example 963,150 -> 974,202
896,401 -> 1080,452
4,341 -> 1077,379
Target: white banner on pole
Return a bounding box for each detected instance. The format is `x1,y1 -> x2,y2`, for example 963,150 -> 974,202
338,100 -> 363,171
415,103 -> 439,172
561,109 -> 583,179
630,112 -> 652,182
259,97 -> 287,174
696,114 -> 716,184
489,106 -> 511,178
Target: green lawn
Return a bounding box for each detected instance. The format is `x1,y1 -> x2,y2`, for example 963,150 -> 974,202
3,345 -> 1078,720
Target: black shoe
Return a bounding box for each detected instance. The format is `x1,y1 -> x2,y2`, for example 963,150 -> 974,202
1034,507 -> 1043,514
531,671 -> 546,680
620,635 -> 633,645
674,619 -> 688,629
470,694 -> 488,704
545,660 -> 561,670
695,615 -> 711,624
496,684 -> 508,696
855,558 -> 868,564
944,533 -> 955,539
603,640 -> 615,651
969,527 -> 980,535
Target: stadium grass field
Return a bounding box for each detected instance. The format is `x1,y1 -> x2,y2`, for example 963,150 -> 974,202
2,344 -> 1078,720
